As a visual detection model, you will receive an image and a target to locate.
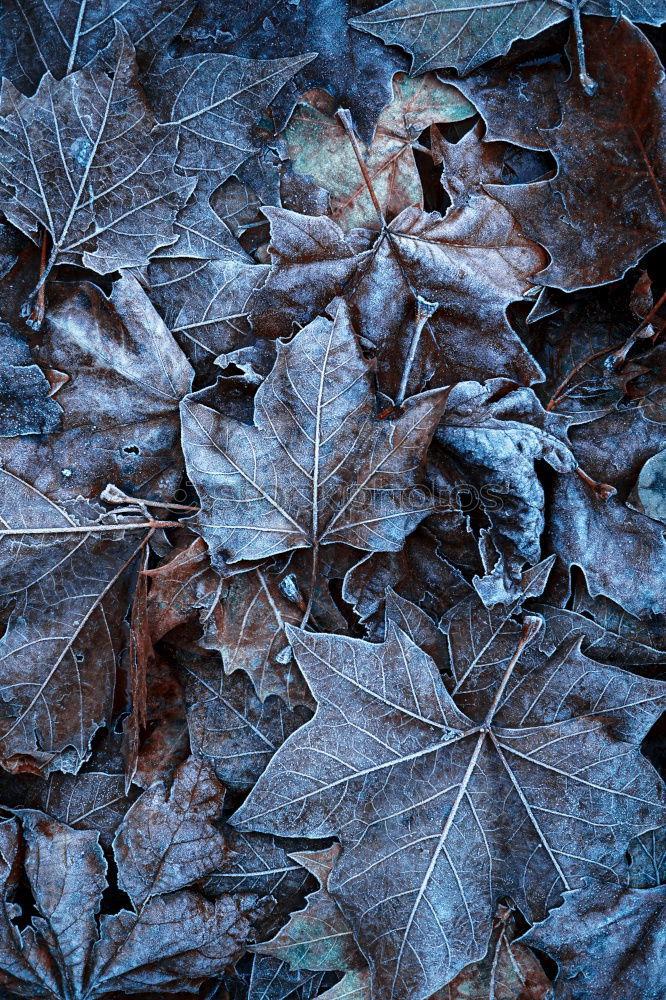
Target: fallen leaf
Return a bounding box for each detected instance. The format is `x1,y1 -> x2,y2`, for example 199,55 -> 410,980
0,762 -> 259,998
144,50 -> 317,185
0,274 -> 193,503
181,302 -> 447,581
0,469 -> 151,773
455,18 -> 666,290
182,649 -> 312,790
0,0 -> 196,90
351,0 -> 665,76
284,74 -> 473,230
523,879 -> 666,1000
232,613 -> 666,999
0,26 -> 193,292
252,199 -> 545,400
178,0 -> 408,144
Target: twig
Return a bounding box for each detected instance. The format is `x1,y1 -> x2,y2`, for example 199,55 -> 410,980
570,0 -> 597,95
300,542 -> 319,629
0,519 -> 182,537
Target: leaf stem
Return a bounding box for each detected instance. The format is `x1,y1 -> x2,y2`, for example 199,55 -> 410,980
395,296 -> 440,406
300,542 -> 319,629
570,0 -> 597,95
483,615 -> 542,727
336,108 -> 386,228
24,229 -> 50,330
575,466 -> 617,501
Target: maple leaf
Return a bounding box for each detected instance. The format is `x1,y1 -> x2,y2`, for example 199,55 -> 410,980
182,649 -> 313,790
178,0 -> 409,144
0,275 -> 193,503
0,26 -> 194,298
230,955 -> 330,1000
549,471 -> 666,618
181,301 -> 447,582
149,257 -> 269,358
454,17 -> 666,291
232,607 -> 666,999
144,49 -> 318,186
0,759 -> 258,999
0,0 -> 196,92
38,770 -> 137,846
523,879 -> 665,1000
251,198 -> 545,401
342,524 -> 472,631
284,74 -> 473,230
351,0 -> 666,79
0,468 -> 156,773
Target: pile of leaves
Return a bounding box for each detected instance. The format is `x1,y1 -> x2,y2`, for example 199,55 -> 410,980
0,2 -> 665,999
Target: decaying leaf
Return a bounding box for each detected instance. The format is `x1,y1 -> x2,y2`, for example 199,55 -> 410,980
524,879 -> 666,1000
0,760 -> 258,998
182,649 -> 312,790
0,0 -> 196,90
0,469 -> 151,773
145,49 -> 318,185
351,0 -> 666,76
455,18 -> 666,290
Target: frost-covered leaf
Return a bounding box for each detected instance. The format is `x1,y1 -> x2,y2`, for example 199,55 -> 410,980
455,18 -> 666,290
0,799 -> 257,999
148,258 -> 269,358
182,651 -> 312,790
434,380 -> 577,605
524,879 -> 666,1000
285,74 -> 473,230
0,275 -> 193,503
39,771 -> 137,846
0,469 -> 151,773
232,618 -> 666,1000
112,757 -> 231,905
549,472 -> 666,618
351,0 -> 666,75
252,200 -> 544,400
178,0 -> 408,144
181,301 -> 447,570
0,0 -> 195,91
0,26 -> 193,284
201,567 -> 312,707
145,50 -> 318,185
